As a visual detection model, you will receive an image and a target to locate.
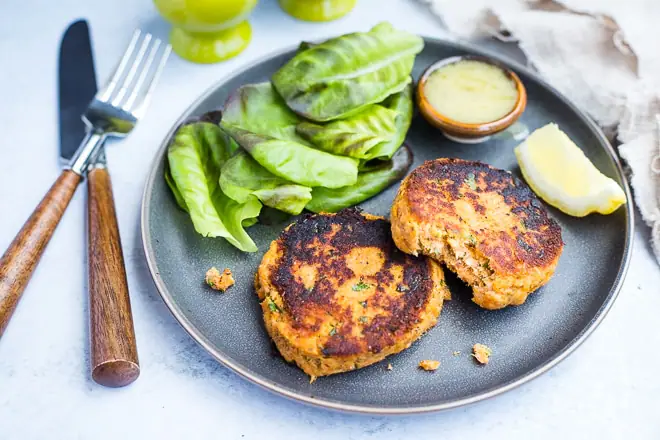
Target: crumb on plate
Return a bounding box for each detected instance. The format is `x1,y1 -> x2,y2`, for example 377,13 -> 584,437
472,343 -> 492,365
205,267 -> 235,292
452,351 -> 461,356
387,363 -> 393,371
418,360 -> 440,371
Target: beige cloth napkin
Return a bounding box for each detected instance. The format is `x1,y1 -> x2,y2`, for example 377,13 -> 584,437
418,0 -> 660,264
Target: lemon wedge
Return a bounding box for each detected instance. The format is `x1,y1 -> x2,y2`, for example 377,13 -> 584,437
514,123 -> 626,217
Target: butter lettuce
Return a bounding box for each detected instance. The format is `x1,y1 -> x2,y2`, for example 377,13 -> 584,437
167,121 -> 261,252
272,22 -> 423,121
220,125 -> 359,189
368,82 -> 414,159
164,166 -> 188,211
295,104 -> 398,159
165,25 -> 423,252
220,150 -> 312,215
295,82 -> 413,161
306,145 -> 413,213
220,82 -> 360,188
221,82 -> 307,144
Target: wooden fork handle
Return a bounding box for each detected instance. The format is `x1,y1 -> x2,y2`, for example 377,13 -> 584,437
0,170 -> 82,336
87,166 -> 140,387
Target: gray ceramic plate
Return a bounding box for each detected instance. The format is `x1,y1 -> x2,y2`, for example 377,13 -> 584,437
141,37 -> 633,414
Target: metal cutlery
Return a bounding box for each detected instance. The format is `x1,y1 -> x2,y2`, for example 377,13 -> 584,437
58,20 -> 143,387
58,21 -> 139,386
81,29 -> 170,388
0,26 -> 170,389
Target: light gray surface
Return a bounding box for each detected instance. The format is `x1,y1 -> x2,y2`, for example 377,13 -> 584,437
143,38 -> 631,413
0,0 -> 659,438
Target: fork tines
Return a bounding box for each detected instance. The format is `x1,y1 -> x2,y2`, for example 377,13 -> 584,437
99,30 -> 171,117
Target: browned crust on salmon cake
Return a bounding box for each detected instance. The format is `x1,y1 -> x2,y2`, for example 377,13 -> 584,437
391,158 -> 563,310
255,208 -> 449,380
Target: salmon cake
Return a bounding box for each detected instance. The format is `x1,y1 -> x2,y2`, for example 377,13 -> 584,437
391,158 -> 563,310
255,208 -> 449,380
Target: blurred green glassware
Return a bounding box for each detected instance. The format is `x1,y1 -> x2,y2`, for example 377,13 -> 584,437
154,0 -> 258,63
279,0 -> 356,22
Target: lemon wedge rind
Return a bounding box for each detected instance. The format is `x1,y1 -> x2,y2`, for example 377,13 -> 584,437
514,123 -> 626,217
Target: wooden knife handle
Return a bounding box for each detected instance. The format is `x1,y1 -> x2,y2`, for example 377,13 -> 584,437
0,170 -> 81,336
87,167 -> 139,387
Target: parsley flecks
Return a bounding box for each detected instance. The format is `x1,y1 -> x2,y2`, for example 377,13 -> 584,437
352,280 -> 370,291
359,316 -> 368,324
359,301 -> 368,308
438,280 -> 446,287
329,326 -> 337,336
267,299 -> 281,313
482,261 -> 491,271
465,173 -> 477,190
468,234 -> 477,246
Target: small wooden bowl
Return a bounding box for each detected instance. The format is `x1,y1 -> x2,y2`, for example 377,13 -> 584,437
416,55 -> 527,144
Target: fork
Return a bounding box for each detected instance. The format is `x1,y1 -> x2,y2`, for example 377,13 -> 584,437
0,31 -> 170,386
81,31 -> 171,388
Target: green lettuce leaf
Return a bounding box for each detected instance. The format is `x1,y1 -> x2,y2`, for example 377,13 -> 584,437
368,82 -> 414,159
242,217 -> 259,228
272,22 -> 423,121
295,104 -> 398,159
212,193 -> 262,251
297,41 -> 315,53
167,121 -> 261,252
221,82 -> 307,144
220,149 -> 312,215
220,124 -> 359,188
164,165 -> 188,211
305,145 -> 413,213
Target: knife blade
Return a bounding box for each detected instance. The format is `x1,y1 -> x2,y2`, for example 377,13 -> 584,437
58,19 -> 98,162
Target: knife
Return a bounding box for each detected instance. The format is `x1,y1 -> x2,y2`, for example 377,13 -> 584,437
0,20 -> 95,336
0,23 -> 142,389
59,20 -> 98,164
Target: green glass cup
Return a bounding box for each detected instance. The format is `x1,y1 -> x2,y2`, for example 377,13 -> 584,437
279,0 -> 357,22
154,0 -> 258,63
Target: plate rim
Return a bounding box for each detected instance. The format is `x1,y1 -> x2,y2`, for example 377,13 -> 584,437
140,35 -> 634,415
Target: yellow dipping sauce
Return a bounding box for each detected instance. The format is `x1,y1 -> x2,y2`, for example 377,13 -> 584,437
424,60 -> 519,124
